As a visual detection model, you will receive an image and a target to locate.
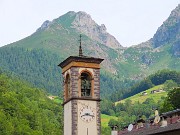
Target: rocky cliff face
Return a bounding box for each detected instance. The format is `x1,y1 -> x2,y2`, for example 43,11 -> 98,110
71,11 -> 123,49
172,40 -> 180,57
37,11 -> 123,49
152,4 -> 180,48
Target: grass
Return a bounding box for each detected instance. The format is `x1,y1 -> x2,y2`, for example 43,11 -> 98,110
101,114 -> 117,127
115,85 -> 167,105
53,98 -> 63,104
48,96 -> 63,104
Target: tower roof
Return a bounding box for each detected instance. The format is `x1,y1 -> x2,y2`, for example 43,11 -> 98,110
58,56 -> 104,68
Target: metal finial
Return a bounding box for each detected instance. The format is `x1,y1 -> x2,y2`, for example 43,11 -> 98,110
79,34 -> 83,57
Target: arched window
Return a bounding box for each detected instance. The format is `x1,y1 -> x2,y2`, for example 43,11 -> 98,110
81,72 -> 92,97
65,74 -> 70,100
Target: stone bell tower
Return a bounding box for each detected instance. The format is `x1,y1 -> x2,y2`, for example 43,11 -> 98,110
58,35 -> 103,135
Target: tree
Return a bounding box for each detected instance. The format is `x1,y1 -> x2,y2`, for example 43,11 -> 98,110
115,103 -> 125,112
108,119 -> 118,127
160,87 -> 180,113
0,73 -> 63,135
101,127 -> 111,135
101,99 -> 115,115
167,87 -> 180,109
163,80 -> 178,91
160,98 -> 174,113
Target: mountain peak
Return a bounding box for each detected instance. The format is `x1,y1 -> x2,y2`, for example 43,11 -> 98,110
36,11 -> 122,49
72,11 -> 96,29
152,4 -> 180,48
70,11 -> 122,49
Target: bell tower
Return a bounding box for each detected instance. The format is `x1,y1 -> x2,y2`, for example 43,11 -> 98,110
58,35 -> 103,135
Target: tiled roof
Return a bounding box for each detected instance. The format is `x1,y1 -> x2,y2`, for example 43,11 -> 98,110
119,122 -> 180,135
118,109 -> 180,135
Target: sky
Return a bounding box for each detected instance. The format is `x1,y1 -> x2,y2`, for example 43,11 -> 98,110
0,0 -> 179,47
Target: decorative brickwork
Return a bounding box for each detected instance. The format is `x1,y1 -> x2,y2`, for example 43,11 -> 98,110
70,67 -> 79,98
93,69 -> 100,99
72,100 -> 78,135
96,101 -> 101,135
62,73 -> 66,101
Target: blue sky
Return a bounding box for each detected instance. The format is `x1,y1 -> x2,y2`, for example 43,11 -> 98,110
0,0 -> 179,47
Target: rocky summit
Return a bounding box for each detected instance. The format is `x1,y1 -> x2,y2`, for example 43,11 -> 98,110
71,11 -> 122,49
152,4 -> 180,49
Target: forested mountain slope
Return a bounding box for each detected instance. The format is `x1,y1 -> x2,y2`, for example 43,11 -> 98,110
110,69 -> 180,102
0,72 -> 63,134
0,47 -> 133,97
0,47 -> 62,95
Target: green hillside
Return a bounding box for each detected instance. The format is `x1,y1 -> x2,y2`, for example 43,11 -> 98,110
0,72 -> 63,135
110,69 -> 180,102
115,85 -> 167,105
0,47 -> 63,95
